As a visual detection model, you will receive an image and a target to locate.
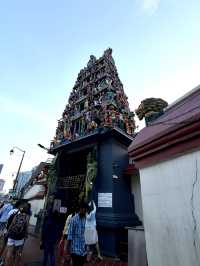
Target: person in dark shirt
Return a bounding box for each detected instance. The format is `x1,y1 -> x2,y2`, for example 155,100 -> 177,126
41,211 -> 63,266
5,202 -> 29,266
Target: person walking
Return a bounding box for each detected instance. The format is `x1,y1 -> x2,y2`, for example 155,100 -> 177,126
4,202 -> 30,266
0,200 -> 24,259
65,202 -> 88,266
0,201 -> 13,262
85,200 -> 102,262
41,211 -> 62,266
0,202 -> 13,234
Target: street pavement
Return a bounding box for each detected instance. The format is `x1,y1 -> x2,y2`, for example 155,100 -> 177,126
21,231 -> 127,266
21,234 -> 43,266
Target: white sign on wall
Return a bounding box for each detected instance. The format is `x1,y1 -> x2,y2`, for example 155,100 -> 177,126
60,207 -> 68,214
98,193 -> 112,208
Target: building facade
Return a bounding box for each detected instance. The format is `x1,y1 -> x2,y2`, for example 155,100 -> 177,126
15,171 -> 32,198
22,162 -> 49,226
129,86 -> 200,266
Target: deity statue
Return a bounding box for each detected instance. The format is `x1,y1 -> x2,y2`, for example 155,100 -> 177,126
106,88 -> 115,102
75,132 -> 80,139
94,99 -> 99,107
90,120 -> 98,131
64,118 -> 72,140
93,86 -> 97,95
84,149 -> 97,201
74,105 -> 79,116
111,108 -> 116,126
115,111 -> 120,127
85,110 -> 91,123
84,99 -> 89,109
106,78 -> 112,88
105,111 -> 112,127
103,48 -> 115,65
124,115 -> 131,135
119,113 -> 125,130
87,55 -> 97,67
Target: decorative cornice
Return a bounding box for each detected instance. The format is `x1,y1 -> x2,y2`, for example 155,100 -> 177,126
51,127 -> 133,154
130,119 -> 200,168
124,164 -> 138,176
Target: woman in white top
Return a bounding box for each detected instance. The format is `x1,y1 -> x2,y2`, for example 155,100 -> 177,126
85,201 -> 102,261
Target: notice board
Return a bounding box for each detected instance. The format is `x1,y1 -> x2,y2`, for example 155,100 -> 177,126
98,193 -> 112,208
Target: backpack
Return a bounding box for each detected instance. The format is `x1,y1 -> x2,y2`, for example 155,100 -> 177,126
8,212 -> 28,239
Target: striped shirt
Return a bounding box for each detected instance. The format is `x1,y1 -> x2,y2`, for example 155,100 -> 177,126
67,213 -> 86,256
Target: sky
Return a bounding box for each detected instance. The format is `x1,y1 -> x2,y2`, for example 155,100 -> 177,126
0,0 -> 200,191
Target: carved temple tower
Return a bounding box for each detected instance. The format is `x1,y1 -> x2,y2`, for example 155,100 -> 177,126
50,49 -> 141,258
51,48 -> 135,147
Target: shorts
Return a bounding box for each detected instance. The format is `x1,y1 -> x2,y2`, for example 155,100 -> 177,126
7,238 -> 24,247
84,227 -> 98,245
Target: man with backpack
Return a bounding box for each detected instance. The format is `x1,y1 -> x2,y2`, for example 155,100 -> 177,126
4,202 -> 30,266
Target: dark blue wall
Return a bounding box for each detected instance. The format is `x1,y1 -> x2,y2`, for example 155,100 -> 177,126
54,129 -> 140,258
93,136 -> 140,257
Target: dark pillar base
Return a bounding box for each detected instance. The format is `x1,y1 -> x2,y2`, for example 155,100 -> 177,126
97,226 -> 128,259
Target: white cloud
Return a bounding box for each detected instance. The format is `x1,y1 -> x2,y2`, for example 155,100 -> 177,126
0,95 -> 59,192
140,0 -> 161,14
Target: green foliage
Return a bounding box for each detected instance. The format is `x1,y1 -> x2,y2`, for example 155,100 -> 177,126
46,163 -> 57,195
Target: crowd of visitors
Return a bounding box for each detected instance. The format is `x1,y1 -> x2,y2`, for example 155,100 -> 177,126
0,199 -> 102,266
41,200 -> 102,266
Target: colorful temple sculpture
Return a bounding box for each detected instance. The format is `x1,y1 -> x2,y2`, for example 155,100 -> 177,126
51,48 -> 136,148
136,97 -> 168,125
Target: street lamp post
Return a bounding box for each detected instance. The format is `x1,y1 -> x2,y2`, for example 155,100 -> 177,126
37,143 -> 49,151
10,147 -> 26,193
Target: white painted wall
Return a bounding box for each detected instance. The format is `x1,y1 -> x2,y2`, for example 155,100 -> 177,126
28,198 -> 45,225
24,184 -> 45,225
140,149 -> 200,266
131,173 -> 143,221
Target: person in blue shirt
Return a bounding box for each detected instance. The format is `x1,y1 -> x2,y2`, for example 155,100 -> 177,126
65,202 -> 88,266
0,202 -> 13,232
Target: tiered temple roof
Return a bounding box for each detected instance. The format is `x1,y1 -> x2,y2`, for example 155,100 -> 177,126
51,48 -> 136,148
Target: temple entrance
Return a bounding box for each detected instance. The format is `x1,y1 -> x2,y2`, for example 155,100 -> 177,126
56,148 -> 92,212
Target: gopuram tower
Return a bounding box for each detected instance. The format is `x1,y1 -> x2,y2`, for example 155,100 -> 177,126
50,49 -> 141,258
51,48 -> 135,147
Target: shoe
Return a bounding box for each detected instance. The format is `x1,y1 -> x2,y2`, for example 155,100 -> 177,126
97,255 -> 103,261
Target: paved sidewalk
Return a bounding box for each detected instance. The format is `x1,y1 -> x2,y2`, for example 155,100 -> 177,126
21,234 -> 43,266
22,230 -> 127,266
